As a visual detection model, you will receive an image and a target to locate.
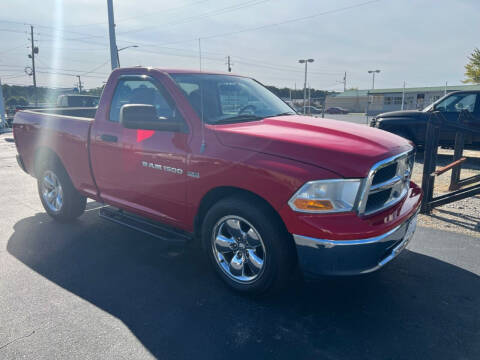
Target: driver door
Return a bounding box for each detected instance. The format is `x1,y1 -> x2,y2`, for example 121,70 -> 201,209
90,75 -> 190,227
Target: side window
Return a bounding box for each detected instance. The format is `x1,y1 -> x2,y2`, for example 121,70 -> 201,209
436,93 -> 477,113
455,94 -> 476,113
109,78 -> 174,122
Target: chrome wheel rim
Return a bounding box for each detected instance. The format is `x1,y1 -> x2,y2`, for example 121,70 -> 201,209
211,216 -> 266,284
41,170 -> 63,213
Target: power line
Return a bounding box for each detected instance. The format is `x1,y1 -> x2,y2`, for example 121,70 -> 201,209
0,29 -> 28,35
126,45 -> 342,76
116,0 -> 210,23
64,0 -> 210,28
117,0 -> 269,36
80,60 -> 110,76
0,44 -> 27,55
36,70 -> 106,79
145,0 -> 381,46
0,64 -> 108,79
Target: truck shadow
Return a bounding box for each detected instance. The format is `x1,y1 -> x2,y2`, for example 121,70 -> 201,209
7,211 -> 480,360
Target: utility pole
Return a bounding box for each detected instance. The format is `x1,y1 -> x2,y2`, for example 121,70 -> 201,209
343,71 -> 347,92
0,77 -> 6,128
368,69 -> 380,89
226,56 -> 232,72
76,75 -> 83,93
107,0 -> 119,70
198,38 -> 202,71
401,80 -> 406,110
298,58 -> 314,114
308,84 -> 311,114
444,81 -> 448,96
29,25 -> 38,106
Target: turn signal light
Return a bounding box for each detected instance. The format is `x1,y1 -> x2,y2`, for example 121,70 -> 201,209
292,198 -> 334,211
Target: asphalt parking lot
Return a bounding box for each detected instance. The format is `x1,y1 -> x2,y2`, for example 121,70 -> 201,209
1,132 -> 479,359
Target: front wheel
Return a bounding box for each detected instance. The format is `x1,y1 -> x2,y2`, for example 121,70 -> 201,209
202,196 -> 295,294
37,161 -> 86,222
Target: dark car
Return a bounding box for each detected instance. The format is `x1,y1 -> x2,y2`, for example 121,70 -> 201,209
326,107 -> 349,114
370,91 -> 480,147
296,105 -> 323,114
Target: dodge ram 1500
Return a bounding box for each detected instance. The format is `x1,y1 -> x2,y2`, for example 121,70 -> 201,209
14,67 -> 421,293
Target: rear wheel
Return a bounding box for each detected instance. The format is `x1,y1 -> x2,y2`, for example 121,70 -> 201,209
37,160 -> 86,222
202,196 -> 295,294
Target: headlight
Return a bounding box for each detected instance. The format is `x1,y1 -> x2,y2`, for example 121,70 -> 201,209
288,179 -> 361,213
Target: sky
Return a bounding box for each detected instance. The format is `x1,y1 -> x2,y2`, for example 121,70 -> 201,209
0,0 -> 479,92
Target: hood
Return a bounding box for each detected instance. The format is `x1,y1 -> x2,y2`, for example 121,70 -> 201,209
377,110 -> 427,119
212,115 -> 412,178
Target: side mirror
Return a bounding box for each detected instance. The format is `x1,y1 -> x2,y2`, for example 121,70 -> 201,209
120,104 -> 181,132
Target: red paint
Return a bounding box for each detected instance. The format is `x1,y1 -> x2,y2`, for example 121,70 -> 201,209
13,67 -> 421,240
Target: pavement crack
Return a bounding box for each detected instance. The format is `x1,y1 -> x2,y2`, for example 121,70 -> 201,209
0,330 -> 36,351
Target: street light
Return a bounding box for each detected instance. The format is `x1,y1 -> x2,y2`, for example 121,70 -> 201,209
116,45 -> 139,67
368,69 -> 380,89
299,58 -> 314,114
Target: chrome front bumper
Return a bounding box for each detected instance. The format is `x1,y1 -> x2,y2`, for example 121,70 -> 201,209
293,211 -> 419,277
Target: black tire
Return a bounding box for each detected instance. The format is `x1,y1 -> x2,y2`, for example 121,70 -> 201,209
37,158 -> 86,222
201,195 -> 295,294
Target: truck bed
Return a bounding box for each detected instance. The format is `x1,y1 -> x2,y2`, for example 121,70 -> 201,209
13,108 -> 98,198
33,107 -> 97,119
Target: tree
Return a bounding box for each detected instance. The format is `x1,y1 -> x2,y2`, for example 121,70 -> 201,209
6,97 -> 18,107
16,96 -> 28,106
463,48 -> 480,84
5,96 -> 28,107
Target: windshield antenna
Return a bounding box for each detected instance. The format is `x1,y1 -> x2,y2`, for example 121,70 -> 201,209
200,79 -> 206,153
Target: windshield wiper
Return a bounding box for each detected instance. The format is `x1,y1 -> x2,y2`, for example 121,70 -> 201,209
271,112 -> 296,117
213,114 -> 264,124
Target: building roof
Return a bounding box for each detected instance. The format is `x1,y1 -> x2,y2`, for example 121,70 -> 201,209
328,84 -> 480,98
368,84 -> 480,94
329,89 -> 369,97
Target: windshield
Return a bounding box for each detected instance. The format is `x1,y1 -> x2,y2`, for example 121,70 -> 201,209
422,93 -> 449,112
170,73 -> 295,123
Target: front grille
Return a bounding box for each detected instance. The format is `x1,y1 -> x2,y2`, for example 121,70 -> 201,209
358,150 -> 414,216
371,162 -> 397,185
365,189 -> 392,213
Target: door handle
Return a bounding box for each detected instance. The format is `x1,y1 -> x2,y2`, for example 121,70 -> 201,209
100,134 -> 118,143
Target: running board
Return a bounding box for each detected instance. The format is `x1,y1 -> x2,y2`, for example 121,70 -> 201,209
99,206 -> 191,245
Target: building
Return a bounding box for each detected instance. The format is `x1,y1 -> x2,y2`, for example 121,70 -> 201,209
325,84 -> 480,115
325,89 -> 368,113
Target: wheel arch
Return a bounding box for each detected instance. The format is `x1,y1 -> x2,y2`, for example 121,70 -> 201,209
193,186 -> 290,242
33,146 -> 66,178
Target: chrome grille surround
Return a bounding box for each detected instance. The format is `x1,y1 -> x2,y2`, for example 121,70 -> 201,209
357,149 -> 415,216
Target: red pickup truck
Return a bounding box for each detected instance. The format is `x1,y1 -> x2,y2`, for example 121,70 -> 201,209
13,67 -> 421,293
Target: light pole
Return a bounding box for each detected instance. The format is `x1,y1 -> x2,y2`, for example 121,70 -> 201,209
117,45 -> 139,67
368,69 -> 380,89
298,58 -> 314,114
0,77 -> 6,128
